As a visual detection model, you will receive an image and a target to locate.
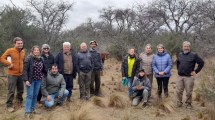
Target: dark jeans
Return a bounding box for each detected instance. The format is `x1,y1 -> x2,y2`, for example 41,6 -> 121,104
63,74 -> 74,98
156,77 -> 169,97
6,75 -> 24,107
90,70 -> 101,95
78,71 -> 91,99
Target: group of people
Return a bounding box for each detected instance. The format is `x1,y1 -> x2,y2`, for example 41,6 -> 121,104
121,42 -> 204,108
0,37 -> 205,117
0,37 -> 103,117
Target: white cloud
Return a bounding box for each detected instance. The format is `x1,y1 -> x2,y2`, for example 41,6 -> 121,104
3,0 -> 149,30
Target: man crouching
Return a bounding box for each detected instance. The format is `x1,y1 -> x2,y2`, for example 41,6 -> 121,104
132,68 -> 151,108
41,64 -> 69,108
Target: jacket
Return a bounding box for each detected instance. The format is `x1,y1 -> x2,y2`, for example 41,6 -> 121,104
176,52 -> 204,76
132,76 -> 151,97
0,47 -> 25,76
121,55 -> 140,78
41,71 -> 66,97
152,51 -> 172,78
24,55 -> 46,83
55,50 -> 77,78
89,49 -> 103,71
41,52 -> 54,72
76,50 -> 94,73
139,52 -> 154,75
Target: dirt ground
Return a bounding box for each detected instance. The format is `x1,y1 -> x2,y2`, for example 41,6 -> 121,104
0,58 -> 209,120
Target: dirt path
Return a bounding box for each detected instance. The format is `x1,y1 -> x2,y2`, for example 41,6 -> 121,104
0,59 -> 208,120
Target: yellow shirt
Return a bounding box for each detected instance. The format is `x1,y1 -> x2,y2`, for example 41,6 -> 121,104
127,56 -> 135,77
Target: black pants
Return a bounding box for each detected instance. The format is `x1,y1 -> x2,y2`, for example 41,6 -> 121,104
63,74 -> 74,98
90,70 -> 101,95
156,77 -> 169,97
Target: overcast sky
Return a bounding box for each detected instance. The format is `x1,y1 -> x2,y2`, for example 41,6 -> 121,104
4,0 -> 149,30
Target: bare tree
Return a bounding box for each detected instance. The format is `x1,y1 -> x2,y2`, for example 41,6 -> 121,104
28,0 -> 74,44
149,0 -> 199,35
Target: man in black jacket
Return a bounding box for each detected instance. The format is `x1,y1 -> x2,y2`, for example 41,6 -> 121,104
176,41 -> 204,109
89,41 -> 103,96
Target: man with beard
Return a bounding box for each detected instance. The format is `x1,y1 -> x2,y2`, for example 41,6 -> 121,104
89,41 -> 103,97
176,41 -> 204,109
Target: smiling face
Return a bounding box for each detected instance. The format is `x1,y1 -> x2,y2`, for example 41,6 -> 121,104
157,47 -> 164,53
139,71 -> 145,77
63,45 -> 71,53
80,43 -> 87,51
33,47 -> 40,56
129,48 -> 135,56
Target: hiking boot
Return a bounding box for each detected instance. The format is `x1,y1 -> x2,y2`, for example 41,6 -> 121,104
142,102 -> 148,108
185,103 -> 192,109
56,102 -> 63,106
7,107 -> 15,113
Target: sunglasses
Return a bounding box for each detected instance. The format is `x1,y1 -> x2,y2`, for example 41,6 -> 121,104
43,48 -> 49,50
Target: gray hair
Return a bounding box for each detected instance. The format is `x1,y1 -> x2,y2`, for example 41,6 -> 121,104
80,42 -> 87,48
63,42 -> 71,47
41,44 -> 50,51
145,44 -> 152,49
157,44 -> 164,49
183,41 -> 191,46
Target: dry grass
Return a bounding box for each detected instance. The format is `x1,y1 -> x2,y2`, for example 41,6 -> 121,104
158,100 -> 175,113
70,106 -> 94,120
92,97 -> 106,107
120,110 -> 131,120
108,94 -> 126,108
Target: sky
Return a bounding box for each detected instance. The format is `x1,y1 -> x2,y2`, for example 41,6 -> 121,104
3,0 -> 149,30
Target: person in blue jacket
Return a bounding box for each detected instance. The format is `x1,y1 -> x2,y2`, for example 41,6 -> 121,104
152,44 -> 172,98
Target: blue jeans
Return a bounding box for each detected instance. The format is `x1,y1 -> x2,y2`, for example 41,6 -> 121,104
127,78 -> 133,97
25,80 -> 41,113
44,89 -> 69,108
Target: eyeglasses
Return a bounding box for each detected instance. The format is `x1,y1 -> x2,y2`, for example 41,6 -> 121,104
43,48 -> 49,50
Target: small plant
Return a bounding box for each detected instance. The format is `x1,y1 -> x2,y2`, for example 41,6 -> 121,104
70,108 -> 94,120
108,94 -> 126,108
92,97 -> 106,107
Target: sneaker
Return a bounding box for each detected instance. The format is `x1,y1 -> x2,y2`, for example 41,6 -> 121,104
186,103 -> 192,109
7,107 -> 15,113
25,113 -> 32,119
32,109 -> 41,114
56,102 -> 62,106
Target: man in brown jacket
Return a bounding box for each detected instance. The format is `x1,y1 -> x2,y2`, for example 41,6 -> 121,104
0,37 -> 25,112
